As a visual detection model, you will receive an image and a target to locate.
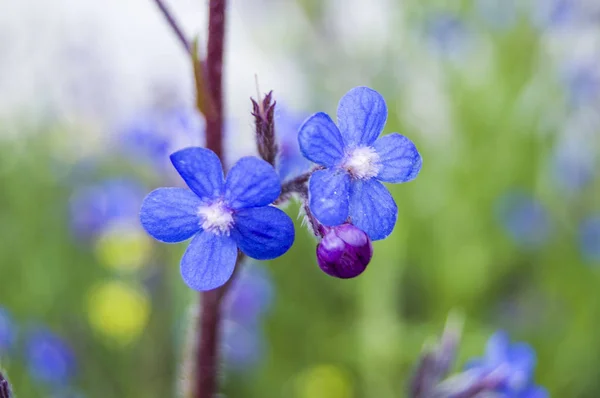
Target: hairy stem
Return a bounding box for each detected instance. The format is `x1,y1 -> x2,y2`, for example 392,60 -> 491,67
153,0 -> 192,54
195,1 -> 227,398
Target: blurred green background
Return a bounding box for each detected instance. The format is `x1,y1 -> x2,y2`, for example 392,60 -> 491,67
0,0 -> 599,397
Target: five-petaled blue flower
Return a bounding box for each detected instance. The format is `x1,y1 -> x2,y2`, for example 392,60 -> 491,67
298,87 -> 422,240
466,331 -> 548,398
140,147 -> 295,291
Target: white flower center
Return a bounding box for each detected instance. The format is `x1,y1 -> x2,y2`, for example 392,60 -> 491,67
342,146 -> 381,179
197,201 -> 234,235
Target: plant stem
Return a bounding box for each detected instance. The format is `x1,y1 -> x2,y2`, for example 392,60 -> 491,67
195,1 -> 227,398
152,0 -> 192,55
205,0 -> 226,161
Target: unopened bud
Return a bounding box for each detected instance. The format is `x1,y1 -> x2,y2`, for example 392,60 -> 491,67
316,223 -> 373,278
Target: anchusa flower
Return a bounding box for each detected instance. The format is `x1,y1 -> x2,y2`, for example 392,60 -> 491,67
495,192 -> 550,248
464,331 -> 548,397
551,142 -> 595,194
0,308 -> 15,354
223,262 -> 274,325
120,106 -> 203,173
221,263 -> 274,370
69,178 -> 146,240
411,321 -> 547,398
298,86 -> 422,241
316,223 -> 373,279
579,215 -> 600,263
25,328 -> 76,387
424,12 -> 471,58
140,147 -> 294,291
562,61 -> 600,108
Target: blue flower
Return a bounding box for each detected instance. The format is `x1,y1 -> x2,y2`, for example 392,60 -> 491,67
69,178 -> 146,239
0,308 -> 16,354
140,147 -> 295,291
276,107 -> 311,181
531,0 -> 577,29
495,192 -> 550,248
551,143 -> 595,193
221,263 -> 274,370
25,328 -> 76,387
579,215 -> 600,263
563,61 -> 600,108
424,13 -> 471,58
120,106 -> 203,172
466,331 -> 547,397
298,87 -> 422,240
221,319 -> 264,371
223,263 -> 274,326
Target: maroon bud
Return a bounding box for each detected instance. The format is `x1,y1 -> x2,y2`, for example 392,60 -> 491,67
316,223 -> 373,278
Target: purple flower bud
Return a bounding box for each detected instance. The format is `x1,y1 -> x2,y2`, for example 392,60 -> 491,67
316,224 -> 373,279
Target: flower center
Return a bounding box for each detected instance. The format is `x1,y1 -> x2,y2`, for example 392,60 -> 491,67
342,146 -> 381,179
197,201 -> 234,235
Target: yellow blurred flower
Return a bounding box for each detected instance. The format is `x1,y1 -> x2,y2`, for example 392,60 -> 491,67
295,364 -> 353,398
94,224 -> 152,272
87,280 -> 150,346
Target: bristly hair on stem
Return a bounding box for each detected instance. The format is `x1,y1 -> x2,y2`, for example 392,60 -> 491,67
251,90 -> 278,167
195,1 -> 227,398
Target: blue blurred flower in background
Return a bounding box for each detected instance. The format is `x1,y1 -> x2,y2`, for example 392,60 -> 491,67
579,215 -> 600,263
424,12 -> 471,58
69,178 -> 146,240
0,308 -> 16,355
120,106 -> 203,173
551,143 -> 596,194
25,328 -> 76,387
531,0 -> 577,29
221,263 -> 274,371
223,263 -> 274,326
276,107 -> 310,181
466,331 -> 548,397
562,61 -> 600,108
495,192 -> 550,248
298,87 -> 422,240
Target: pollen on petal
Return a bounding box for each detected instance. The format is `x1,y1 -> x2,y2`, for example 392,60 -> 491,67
342,146 -> 381,180
198,201 -> 234,235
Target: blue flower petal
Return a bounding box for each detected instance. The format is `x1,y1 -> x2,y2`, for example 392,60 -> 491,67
231,207 -> 294,260
522,386 -> 549,398
298,112 -> 345,167
180,231 -> 238,291
373,133 -> 422,183
140,188 -> 202,243
485,331 -> 510,365
224,157 -> 281,209
170,147 -> 224,199
337,87 -> 387,146
349,179 -> 397,240
507,342 -> 536,372
309,168 -> 351,227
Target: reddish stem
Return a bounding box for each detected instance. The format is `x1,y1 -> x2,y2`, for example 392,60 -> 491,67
196,1 -> 227,398
205,0 -> 226,161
